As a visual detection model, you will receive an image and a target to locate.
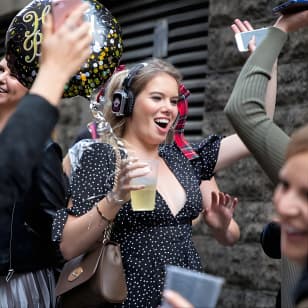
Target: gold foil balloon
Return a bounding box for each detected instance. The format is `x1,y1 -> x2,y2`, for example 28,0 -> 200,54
5,0 -> 123,98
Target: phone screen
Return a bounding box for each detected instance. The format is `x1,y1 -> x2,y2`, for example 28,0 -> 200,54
272,0 -> 308,14
51,0 -> 82,31
235,27 -> 269,52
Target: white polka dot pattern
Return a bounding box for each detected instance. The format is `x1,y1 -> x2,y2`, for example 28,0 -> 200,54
52,135 -> 222,307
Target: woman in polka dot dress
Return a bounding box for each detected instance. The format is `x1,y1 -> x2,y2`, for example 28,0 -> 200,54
53,58 -> 274,307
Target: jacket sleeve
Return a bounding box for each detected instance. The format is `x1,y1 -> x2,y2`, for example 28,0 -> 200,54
26,141 -> 67,241
0,94 -> 59,203
224,27 -> 289,185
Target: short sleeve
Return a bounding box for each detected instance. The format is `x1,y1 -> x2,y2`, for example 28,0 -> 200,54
68,139 -> 96,177
190,134 -> 223,181
52,142 -> 116,242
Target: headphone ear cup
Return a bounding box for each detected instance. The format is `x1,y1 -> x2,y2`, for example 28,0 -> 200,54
112,90 -> 127,117
124,89 -> 135,116
113,62 -> 146,116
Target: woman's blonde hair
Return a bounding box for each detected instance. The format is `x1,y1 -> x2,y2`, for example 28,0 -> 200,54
103,58 -> 182,138
286,124 -> 308,160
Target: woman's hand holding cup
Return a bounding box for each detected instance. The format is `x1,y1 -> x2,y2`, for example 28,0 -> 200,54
114,157 -> 159,211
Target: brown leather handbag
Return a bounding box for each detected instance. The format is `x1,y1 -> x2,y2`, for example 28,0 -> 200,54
55,226 -> 127,307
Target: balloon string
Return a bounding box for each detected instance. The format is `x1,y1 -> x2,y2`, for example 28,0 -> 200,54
89,96 -> 128,160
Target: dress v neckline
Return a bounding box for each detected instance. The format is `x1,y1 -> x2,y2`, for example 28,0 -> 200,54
156,155 -> 187,218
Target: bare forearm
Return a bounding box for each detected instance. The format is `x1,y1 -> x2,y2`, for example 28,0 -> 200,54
30,65 -> 69,107
60,198 -> 121,259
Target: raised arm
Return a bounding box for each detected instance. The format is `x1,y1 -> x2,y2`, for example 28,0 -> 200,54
223,21 -> 290,183
231,19 -> 278,120
30,3 -> 91,106
214,19 -> 278,173
0,3 -> 91,203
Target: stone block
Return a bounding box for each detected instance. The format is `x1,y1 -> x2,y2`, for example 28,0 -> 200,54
193,235 -> 280,290
217,287 -> 277,308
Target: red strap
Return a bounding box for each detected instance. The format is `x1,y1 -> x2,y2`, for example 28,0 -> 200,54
173,84 -> 199,160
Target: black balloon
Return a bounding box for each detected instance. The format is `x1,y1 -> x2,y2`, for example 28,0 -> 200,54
5,0 -> 123,98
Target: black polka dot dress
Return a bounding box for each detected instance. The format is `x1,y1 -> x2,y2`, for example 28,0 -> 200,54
53,135 -> 222,307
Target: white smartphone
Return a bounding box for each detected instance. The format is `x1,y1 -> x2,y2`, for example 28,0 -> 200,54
235,27 -> 269,52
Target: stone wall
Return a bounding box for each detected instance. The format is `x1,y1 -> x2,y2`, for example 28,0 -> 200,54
55,96 -> 92,152
192,1 -> 308,307
54,1 -> 308,307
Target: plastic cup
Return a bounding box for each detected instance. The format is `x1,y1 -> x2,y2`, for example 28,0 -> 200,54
130,159 -> 159,211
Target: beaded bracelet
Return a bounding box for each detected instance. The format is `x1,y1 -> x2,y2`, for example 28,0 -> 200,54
95,202 -> 112,223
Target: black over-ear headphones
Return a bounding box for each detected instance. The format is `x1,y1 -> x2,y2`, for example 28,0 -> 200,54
112,63 -> 147,117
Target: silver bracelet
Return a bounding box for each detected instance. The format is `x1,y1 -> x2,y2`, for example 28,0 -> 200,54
106,191 -> 125,206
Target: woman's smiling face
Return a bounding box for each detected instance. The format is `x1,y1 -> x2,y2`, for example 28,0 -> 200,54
0,58 -> 27,109
124,72 -> 179,146
273,151 -> 308,264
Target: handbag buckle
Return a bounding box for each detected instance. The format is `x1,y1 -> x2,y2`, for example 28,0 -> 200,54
68,267 -> 84,282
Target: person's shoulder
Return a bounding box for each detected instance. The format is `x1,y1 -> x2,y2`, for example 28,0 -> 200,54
44,139 -> 63,158
71,138 -> 108,151
71,139 -> 112,157
190,134 -> 223,154
70,139 -> 114,163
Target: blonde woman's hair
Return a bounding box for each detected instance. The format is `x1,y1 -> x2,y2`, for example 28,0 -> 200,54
286,124 -> 308,160
103,58 -> 182,138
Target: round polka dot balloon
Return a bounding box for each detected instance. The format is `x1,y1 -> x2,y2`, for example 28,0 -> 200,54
5,0 -> 123,98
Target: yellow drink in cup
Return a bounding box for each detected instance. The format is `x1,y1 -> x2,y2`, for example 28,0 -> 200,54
130,184 -> 156,211
130,159 -> 159,211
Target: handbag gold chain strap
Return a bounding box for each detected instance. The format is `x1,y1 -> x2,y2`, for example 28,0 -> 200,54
103,147 -> 121,242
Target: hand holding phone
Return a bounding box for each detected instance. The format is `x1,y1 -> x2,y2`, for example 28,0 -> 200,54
51,0 -> 83,31
162,265 -> 225,308
235,27 -> 269,52
272,0 -> 308,15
